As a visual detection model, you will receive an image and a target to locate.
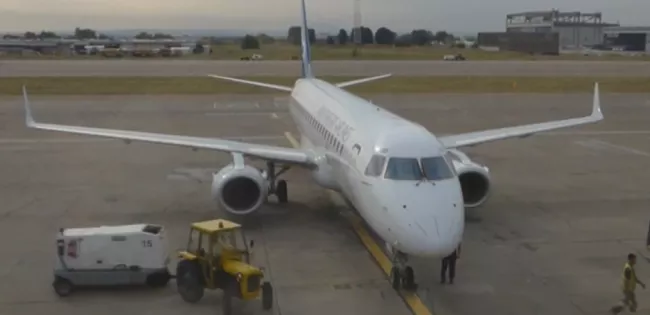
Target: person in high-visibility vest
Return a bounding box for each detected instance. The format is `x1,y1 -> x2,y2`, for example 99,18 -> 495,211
611,253 -> 646,314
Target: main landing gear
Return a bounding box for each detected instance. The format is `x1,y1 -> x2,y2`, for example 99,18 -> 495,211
387,245 -> 417,291
262,161 -> 289,203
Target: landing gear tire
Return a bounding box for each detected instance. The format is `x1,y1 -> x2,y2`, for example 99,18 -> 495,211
403,266 -> 416,291
390,267 -> 401,290
276,180 -> 288,204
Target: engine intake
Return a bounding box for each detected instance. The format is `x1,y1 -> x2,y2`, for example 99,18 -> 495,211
211,164 -> 268,215
447,149 -> 491,208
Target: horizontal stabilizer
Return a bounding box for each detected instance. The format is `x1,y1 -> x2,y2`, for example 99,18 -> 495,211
207,74 -> 292,92
336,73 -> 392,88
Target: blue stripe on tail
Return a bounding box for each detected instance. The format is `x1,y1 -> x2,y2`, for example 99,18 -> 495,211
300,0 -> 313,78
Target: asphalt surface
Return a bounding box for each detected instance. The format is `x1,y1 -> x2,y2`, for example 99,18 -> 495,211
1,60 -> 650,77
1,93 -> 650,315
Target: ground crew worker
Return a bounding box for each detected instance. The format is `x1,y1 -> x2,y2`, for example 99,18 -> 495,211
611,253 -> 646,314
440,244 -> 461,284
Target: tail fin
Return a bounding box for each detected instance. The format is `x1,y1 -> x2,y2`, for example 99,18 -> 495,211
299,0 -> 313,78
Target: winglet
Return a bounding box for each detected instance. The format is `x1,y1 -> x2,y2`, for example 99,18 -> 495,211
22,85 -> 35,127
592,82 -> 603,120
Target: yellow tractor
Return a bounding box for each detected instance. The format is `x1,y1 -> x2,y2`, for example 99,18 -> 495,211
176,219 -> 272,314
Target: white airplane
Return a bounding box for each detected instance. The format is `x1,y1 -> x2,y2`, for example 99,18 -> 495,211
21,0 -> 603,291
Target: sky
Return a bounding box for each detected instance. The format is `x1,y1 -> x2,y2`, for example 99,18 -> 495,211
1,0 -> 649,35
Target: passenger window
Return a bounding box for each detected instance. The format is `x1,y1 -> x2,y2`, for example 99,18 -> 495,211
364,154 -> 387,177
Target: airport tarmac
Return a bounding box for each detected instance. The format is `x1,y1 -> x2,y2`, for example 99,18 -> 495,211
1,92 -> 650,315
1,59 -> 650,77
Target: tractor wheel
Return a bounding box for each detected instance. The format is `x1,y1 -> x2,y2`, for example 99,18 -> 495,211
53,277 -> 73,297
176,260 -> 204,303
276,180 -> 288,203
262,281 -> 273,310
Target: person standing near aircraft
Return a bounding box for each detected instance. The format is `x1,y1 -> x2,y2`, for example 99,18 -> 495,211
440,244 -> 460,284
611,253 -> 645,314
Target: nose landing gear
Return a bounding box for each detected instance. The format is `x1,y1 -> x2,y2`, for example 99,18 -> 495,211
387,245 -> 417,291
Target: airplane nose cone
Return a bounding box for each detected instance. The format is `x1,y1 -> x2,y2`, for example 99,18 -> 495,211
384,180 -> 464,257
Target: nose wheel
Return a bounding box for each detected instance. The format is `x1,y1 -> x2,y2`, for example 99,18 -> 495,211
387,247 -> 417,291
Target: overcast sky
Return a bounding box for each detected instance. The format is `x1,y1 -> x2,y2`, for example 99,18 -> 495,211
1,0 -> 648,34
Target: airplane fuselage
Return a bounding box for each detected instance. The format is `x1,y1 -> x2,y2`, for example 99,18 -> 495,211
286,78 -> 464,258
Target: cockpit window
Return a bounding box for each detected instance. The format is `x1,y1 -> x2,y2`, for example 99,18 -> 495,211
384,157 -> 423,180
364,154 -> 387,177
421,156 -> 455,180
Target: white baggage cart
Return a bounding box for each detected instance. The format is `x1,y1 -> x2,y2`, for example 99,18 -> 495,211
52,223 -> 172,296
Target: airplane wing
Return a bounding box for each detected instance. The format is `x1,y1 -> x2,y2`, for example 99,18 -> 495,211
21,86 -> 315,166
438,83 -> 603,149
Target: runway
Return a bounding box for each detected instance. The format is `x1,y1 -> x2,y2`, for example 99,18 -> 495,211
2,92 -> 650,315
1,60 -> 650,77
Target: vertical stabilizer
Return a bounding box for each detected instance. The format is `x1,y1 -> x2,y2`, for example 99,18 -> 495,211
299,0 -> 313,78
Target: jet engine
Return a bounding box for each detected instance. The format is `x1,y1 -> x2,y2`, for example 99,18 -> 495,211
211,163 -> 269,215
447,149 -> 491,208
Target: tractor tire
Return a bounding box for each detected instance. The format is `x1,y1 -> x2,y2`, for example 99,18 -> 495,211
53,277 -> 73,297
176,260 -> 204,303
262,281 -> 273,310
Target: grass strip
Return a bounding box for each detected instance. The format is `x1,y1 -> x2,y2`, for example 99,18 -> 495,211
1,76 -> 650,95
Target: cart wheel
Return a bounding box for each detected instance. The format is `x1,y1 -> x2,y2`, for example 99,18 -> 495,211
222,286 -> 234,315
53,277 -> 73,297
262,281 -> 273,310
276,180 -> 288,203
176,261 -> 204,303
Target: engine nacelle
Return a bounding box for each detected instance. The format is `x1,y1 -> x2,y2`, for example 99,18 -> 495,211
211,164 -> 268,215
447,149 -> 491,208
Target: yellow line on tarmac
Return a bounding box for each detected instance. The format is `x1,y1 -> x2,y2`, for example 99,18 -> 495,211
284,131 -> 433,315
284,131 -> 300,148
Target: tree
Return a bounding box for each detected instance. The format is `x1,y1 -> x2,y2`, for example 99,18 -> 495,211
374,27 -> 396,45
241,34 -> 260,49
394,33 -> 412,47
23,32 -> 37,39
433,31 -> 449,43
257,33 -> 275,44
38,31 -> 59,39
74,27 -> 97,39
410,29 -> 434,46
287,26 -> 315,45
337,29 -> 348,45
349,26 -> 373,44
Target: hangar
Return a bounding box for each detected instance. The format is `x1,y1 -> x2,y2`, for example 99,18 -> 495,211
603,26 -> 650,53
505,9 -> 618,49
